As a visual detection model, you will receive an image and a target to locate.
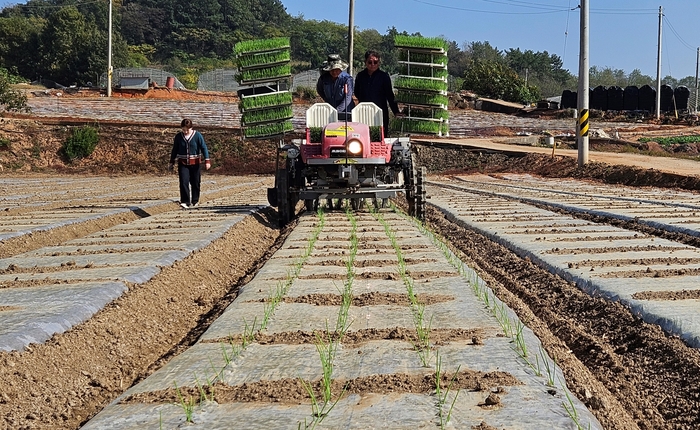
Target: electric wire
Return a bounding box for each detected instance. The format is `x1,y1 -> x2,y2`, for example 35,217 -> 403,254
663,16 -> 696,52
410,0 -> 569,15
562,0 -> 572,68
412,0 -> 657,15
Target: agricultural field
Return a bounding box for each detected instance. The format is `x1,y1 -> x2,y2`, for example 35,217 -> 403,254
2,95 -> 700,428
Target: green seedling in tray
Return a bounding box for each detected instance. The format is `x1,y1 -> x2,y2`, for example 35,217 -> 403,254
309,127 -> 322,143
244,120 -> 294,139
369,125 -> 382,142
406,107 -> 449,121
395,76 -> 447,92
239,92 -> 293,111
399,65 -> 448,79
396,90 -> 449,107
399,51 -> 448,65
390,118 -> 442,134
236,64 -> 291,83
242,105 -> 293,125
237,50 -> 290,69
394,35 -> 449,52
441,122 -> 450,135
234,37 -> 290,55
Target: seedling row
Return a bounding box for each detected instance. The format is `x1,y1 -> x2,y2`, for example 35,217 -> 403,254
394,35 -> 449,52
243,120 -> 293,138
239,91 -> 293,111
234,37 -> 290,56
395,90 -> 449,108
394,76 -> 448,93
241,105 -> 293,126
235,64 -> 291,84
236,50 -> 291,69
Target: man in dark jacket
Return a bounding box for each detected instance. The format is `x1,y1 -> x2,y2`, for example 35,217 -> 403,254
169,118 -> 210,208
354,50 -> 400,137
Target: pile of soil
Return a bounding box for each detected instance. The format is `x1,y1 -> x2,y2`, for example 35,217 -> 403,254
0,119 -> 281,175
1,117 -> 699,194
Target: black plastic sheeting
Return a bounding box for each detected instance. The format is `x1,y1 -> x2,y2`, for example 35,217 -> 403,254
561,84 -> 691,112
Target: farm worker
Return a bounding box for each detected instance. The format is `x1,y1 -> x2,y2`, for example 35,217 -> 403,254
316,54 -> 354,120
168,118 -> 210,209
354,50 -> 401,137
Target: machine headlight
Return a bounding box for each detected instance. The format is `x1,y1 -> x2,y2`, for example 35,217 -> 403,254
286,147 -> 300,159
347,139 -> 362,155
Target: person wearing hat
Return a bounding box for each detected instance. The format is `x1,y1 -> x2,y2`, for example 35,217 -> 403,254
354,50 -> 401,137
316,54 -> 354,120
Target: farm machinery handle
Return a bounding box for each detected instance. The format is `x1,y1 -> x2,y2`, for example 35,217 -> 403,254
267,102 -> 426,226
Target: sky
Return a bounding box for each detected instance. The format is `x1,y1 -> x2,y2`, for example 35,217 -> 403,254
0,0 -> 697,80
281,0 -> 700,80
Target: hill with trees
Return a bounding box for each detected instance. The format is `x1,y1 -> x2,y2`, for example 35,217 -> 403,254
0,0 -> 690,107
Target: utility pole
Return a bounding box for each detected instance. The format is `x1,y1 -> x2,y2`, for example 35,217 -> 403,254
577,0 -> 589,166
695,47 -> 699,112
655,6 -> 662,119
107,0 -> 113,97
348,0 -> 355,76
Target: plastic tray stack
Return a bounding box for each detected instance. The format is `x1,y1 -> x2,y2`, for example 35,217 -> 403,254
234,37 -> 293,139
392,35 -> 449,137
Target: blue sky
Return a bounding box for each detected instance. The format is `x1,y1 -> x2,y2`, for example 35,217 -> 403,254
0,0 -> 697,79
281,0 -> 700,80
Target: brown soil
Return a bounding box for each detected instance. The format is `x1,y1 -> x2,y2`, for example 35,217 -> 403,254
424,202 -> 700,430
123,369 -> 519,406
3,101 -> 700,429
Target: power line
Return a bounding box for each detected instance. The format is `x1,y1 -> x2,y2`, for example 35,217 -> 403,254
475,0 -> 569,12
412,0 -> 656,15
663,16 -> 696,52
410,0 -> 568,15
563,0 -> 572,67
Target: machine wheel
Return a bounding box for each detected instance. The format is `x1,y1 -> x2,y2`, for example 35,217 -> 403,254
304,199 -> 318,212
372,198 -> 389,209
276,169 -> 293,227
405,156 -> 418,217
351,198 -> 360,210
416,166 -> 426,221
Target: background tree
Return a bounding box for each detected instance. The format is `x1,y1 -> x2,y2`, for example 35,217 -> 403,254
0,68 -> 29,111
0,0 -> 684,96
463,58 -> 539,103
352,28 -> 382,72
677,76 -> 697,88
464,41 -> 503,64
0,15 -> 44,80
288,18 -> 347,71
505,48 -> 574,97
446,40 -> 468,81
627,69 -> 654,87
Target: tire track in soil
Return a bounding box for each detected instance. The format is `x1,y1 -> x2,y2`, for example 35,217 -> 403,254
425,203 -> 700,430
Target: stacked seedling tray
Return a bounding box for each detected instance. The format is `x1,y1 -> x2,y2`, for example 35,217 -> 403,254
392,35 -> 449,137
235,37 -> 293,139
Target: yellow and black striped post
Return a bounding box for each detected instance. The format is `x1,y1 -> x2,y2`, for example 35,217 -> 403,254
577,108 -> 589,165
578,109 -> 589,137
